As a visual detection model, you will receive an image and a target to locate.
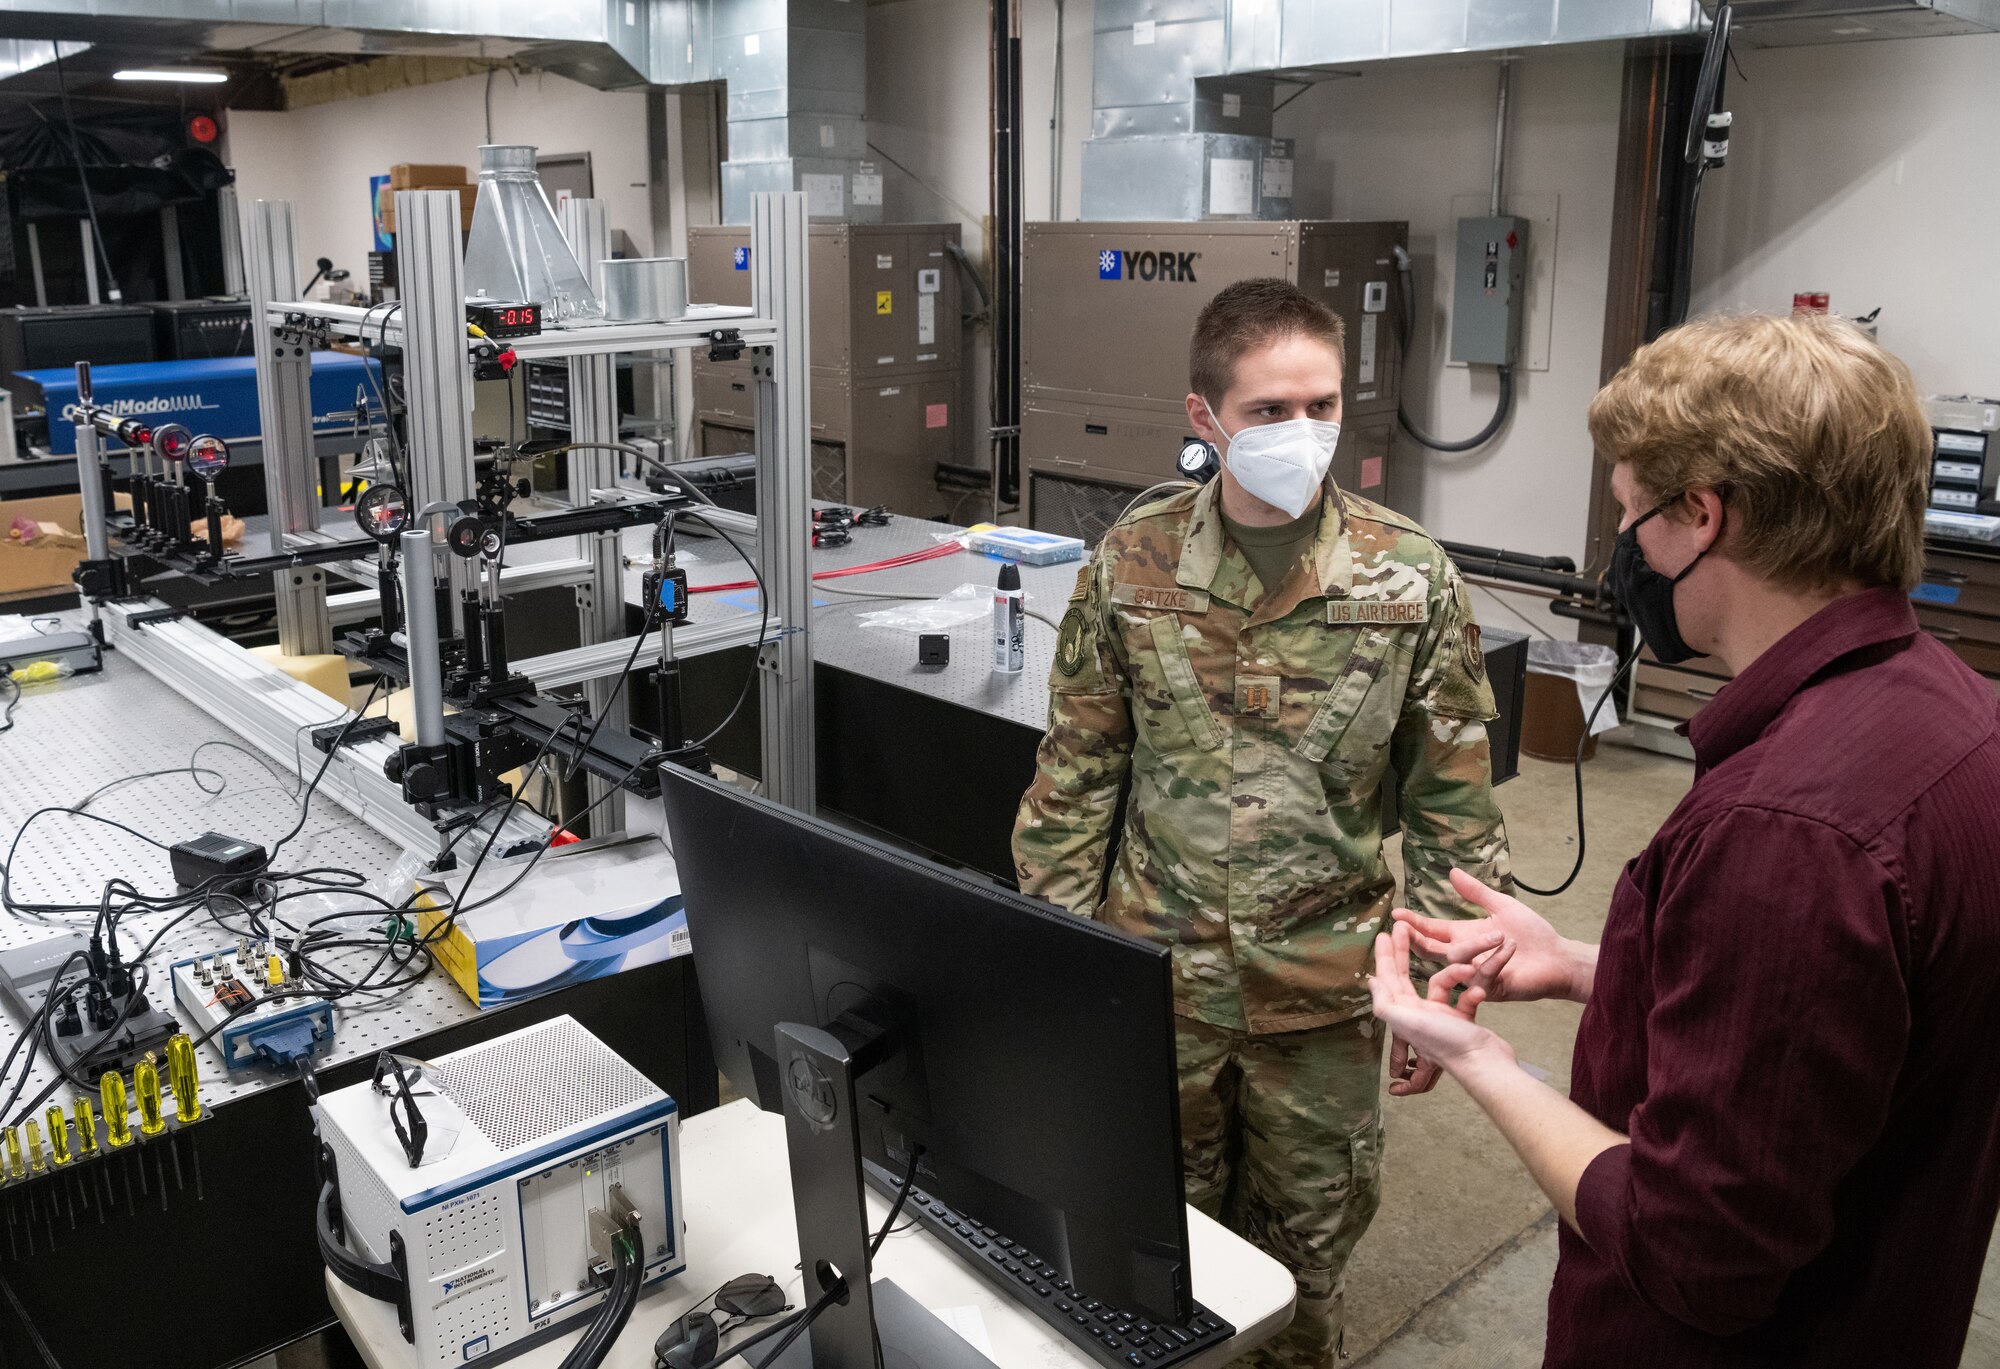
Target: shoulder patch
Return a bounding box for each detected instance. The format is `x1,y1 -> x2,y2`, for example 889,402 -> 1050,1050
1327,599 -> 1430,625
1464,622 -> 1485,682
1110,583 -> 1210,613
1055,605 -> 1091,677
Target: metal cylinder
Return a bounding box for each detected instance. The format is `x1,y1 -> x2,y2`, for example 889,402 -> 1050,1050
399,528 -> 446,749
601,257 -> 689,323
74,423 -> 110,564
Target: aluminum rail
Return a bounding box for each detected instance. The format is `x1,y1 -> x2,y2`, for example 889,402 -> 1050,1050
514,615 -> 770,690
103,599 -> 549,859
263,300 -> 770,360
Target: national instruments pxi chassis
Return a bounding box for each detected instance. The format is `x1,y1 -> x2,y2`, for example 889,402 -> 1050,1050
314,1016 -> 686,1366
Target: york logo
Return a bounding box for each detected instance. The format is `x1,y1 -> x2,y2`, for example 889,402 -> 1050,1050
1098,249 -> 1199,283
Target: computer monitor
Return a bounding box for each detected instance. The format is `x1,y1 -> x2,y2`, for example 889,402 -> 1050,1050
659,766 -> 1201,1365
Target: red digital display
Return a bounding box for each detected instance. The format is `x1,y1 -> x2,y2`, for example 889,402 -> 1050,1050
468,300 -> 543,339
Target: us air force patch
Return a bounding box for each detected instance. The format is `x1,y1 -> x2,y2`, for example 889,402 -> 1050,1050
1464,622 -> 1485,683
1055,606 -> 1090,678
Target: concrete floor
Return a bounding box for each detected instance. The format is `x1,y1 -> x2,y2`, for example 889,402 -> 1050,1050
1351,740 -> 2000,1368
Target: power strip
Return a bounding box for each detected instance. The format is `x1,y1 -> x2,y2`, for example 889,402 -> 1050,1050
0,928 -> 178,1075
170,943 -> 334,1075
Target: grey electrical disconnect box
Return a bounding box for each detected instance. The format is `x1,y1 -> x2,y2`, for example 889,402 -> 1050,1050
1450,216 -> 1530,367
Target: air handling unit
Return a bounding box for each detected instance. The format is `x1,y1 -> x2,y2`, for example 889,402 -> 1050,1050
1022,219 -> 1407,543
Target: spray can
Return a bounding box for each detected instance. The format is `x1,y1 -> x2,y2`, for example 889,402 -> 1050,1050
993,562 -> 1025,674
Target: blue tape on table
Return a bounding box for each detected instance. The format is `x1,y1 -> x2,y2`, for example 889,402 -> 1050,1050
1911,582 -> 1962,607
20,353 -> 383,456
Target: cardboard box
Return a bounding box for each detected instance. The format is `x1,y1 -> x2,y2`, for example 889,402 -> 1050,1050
414,839 -> 689,1010
0,494 -> 87,602
389,162 -> 467,190
381,184 -> 477,236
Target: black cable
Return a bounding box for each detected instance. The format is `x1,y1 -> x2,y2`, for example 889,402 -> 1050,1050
1391,248 -> 1515,452
562,595 -> 661,784
443,748 -> 648,924
267,677 -> 388,861
869,1144 -> 924,1261
683,1157 -> 916,1369
50,42 -> 121,304
561,1233 -> 642,1369
679,510 -> 769,750
0,674 -> 18,735
1511,642 -> 1645,898
750,1279 -> 846,1369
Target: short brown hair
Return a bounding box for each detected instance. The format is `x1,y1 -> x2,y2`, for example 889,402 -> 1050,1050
1190,277 -> 1346,403
1588,313 -> 1930,592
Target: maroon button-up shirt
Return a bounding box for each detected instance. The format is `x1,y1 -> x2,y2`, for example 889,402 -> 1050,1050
1545,587 -> 2000,1368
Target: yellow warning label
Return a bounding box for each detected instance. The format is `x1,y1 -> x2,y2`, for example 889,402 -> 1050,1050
876,290 -> 893,315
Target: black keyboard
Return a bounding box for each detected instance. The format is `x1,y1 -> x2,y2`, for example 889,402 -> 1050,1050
863,1161 -> 1235,1367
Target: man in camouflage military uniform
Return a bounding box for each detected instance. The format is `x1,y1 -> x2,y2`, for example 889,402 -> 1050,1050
1014,279 -> 1511,1367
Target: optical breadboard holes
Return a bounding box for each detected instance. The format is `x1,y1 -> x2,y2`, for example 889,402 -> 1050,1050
0,652 -> 481,1109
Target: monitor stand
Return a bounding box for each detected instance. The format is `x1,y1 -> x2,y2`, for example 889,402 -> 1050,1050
770,1022 -> 998,1369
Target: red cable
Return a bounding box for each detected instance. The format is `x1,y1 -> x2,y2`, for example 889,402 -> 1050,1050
690,539 -> 962,594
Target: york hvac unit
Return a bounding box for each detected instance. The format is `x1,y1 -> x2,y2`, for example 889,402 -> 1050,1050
315,1016 -> 685,1367
688,222 -> 964,516
1021,220 -> 1406,542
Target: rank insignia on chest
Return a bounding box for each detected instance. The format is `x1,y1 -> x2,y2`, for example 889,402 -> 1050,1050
1326,599 -> 1429,625
1235,675 -> 1281,719
1055,606 -> 1090,677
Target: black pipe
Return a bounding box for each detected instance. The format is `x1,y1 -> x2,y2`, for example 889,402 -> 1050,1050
1438,539 -> 1576,574
1455,559 -> 1606,602
1548,600 -> 1627,629
991,0 -> 1023,507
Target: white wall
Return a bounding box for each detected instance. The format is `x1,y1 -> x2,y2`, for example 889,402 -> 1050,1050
1690,32 -> 2000,397
1277,49 -> 1625,637
224,70 -> 655,277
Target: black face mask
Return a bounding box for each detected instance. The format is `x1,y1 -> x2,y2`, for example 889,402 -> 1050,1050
1610,502 -> 1718,666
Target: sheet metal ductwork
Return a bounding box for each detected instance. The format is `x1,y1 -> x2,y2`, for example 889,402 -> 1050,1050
0,0 -> 873,224
1080,0 -> 1712,221
0,0 -> 652,90
655,0 -> 874,226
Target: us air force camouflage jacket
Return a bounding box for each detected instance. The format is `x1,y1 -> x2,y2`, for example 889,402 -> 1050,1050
1012,479 -> 1512,1033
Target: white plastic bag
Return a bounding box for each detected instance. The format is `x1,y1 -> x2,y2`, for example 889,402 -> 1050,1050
1526,640 -> 1621,736
855,583 -> 995,634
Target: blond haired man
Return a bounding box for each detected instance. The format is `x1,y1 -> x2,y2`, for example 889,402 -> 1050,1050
1369,314 -> 2000,1367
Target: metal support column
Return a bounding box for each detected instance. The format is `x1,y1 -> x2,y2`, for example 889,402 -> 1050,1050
245,199 -> 332,654
394,189 -> 478,614
218,185 -> 246,298
750,192 -> 816,810
560,197 -> 628,833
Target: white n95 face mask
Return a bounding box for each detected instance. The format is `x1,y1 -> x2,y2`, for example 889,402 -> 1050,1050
1204,400 -> 1341,519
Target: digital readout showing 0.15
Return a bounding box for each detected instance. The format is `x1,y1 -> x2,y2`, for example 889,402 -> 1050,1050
468,300 -> 543,338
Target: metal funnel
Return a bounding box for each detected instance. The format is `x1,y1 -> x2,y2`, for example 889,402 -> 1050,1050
462,144 -> 605,324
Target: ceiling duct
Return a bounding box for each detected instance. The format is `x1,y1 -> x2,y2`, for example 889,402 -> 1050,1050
1081,0 -> 1291,222
1080,0 -> 2000,218
1081,0 -> 1711,221
654,0 -> 874,226
0,0 -> 653,90
1723,0 -> 2000,45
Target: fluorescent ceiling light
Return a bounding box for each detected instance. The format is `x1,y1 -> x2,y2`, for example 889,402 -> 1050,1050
113,68 -> 227,84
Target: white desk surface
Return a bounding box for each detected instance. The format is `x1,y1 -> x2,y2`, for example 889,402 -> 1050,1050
331,1098 -> 1295,1369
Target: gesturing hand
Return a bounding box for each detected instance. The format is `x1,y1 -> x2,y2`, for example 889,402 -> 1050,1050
1393,868 -> 1586,1005
1384,924 -> 1504,1096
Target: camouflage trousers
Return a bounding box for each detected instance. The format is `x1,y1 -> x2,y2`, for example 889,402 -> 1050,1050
1176,1013 -> 1385,1369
